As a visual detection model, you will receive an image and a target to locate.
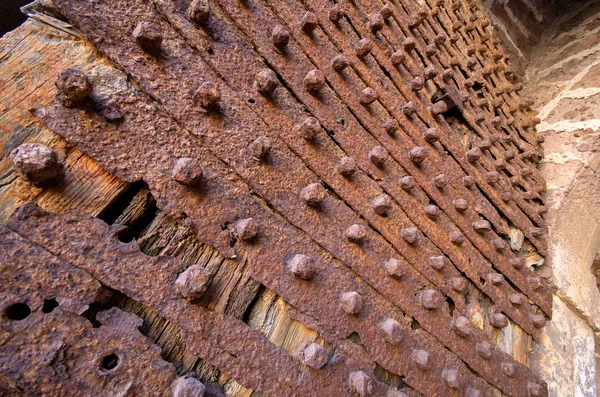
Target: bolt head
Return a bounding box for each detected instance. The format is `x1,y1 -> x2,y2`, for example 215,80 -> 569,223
133,21 -> 163,53
329,5 -> 343,22
390,50 -> 405,66
488,273 -> 504,285
424,205 -> 440,219
369,12 -> 384,32
401,227 -> 420,244
340,291 -> 363,314
331,54 -> 349,72
355,38 -> 373,58
194,81 -> 221,108
380,4 -> 393,19
412,349 -> 429,370
442,369 -> 461,388
369,146 -> 388,166
249,136 -> 272,160
449,277 -> 468,293
489,313 -> 509,328
172,157 -> 203,186
360,87 -> 378,105
382,120 -> 399,135
345,224 -> 367,243
502,363 -> 515,377
530,314 -> 546,328
509,257 -> 525,269
300,11 -> 318,33
380,318 -> 403,345
187,0 -> 210,25
399,176 -> 416,191
476,341 -> 493,359
337,156 -> 357,177
509,293 -> 525,306
300,183 -> 326,207
411,76 -> 424,91
286,254 -> 316,280
272,24 -> 289,49
299,117 -> 321,140
9,143 -> 63,184
485,171 -> 500,184
255,69 -> 279,95
175,265 -> 211,300
449,230 -> 465,245
463,175 -> 476,188
409,146 -> 427,164
300,342 -> 328,369
491,238 -> 507,251
428,255 -> 447,270
403,37 -> 416,51
171,376 -> 206,397
383,258 -> 406,279
234,218 -> 258,241
466,147 -> 482,162
451,316 -> 471,337
453,199 -> 468,212
422,128 -> 439,143
371,194 -> 392,216
420,289 -> 442,309
349,371 -> 373,396
304,69 -> 325,93
55,68 -> 92,105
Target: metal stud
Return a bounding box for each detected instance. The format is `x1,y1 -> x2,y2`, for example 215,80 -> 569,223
172,158 -> 203,186
451,316 -> 471,337
234,218 -> 258,241
300,343 -> 327,369
476,341 -> 493,359
412,350 -> 429,370
340,291 -> 363,314
449,231 -> 465,245
409,147 -> 427,164
429,256 -> 448,270
371,194 -> 392,216
304,70 -> 325,93
255,69 -> 279,95
380,318 -> 403,344
489,313 -> 509,328
420,289 -> 442,309
424,205 -> 441,219
401,227 -> 420,244
272,25 -> 290,49
300,12 -> 318,33
187,0 -> 209,25
345,224 -> 367,243
360,87 -> 378,105
337,157 -> 357,177
355,38 -> 372,58
133,21 -> 163,54
300,183 -> 325,207
383,258 -> 406,279
369,146 -> 388,166
175,265 -> 211,299
349,371 -> 373,396
299,117 -> 321,141
442,369 -> 460,388
399,176 -> 416,190
331,54 -> 349,72
286,254 -> 316,280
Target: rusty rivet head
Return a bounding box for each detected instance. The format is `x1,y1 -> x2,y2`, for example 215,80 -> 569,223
382,119 -> 399,135
408,14 -> 423,29
478,140 -> 492,151
527,382 -> 542,397
466,147 -> 482,163
304,70 -> 325,93
401,227 -> 420,244
502,362 -> 515,377
383,258 -> 406,279
369,12 -> 384,32
390,50 -> 405,66
491,238 -> 506,252
424,205 -> 440,219
411,76 -> 425,91
430,101 -> 447,116
249,136 -> 272,160
467,57 -> 478,70
340,291 -> 363,314
520,167 -> 533,177
509,176 -> 521,186
337,156 -> 357,177
489,313 -> 509,328
412,350 -> 429,370
403,37 -> 416,51
331,54 -> 349,72
485,171 -> 500,184
463,79 -> 474,89
299,117 -> 321,140
300,342 -> 327,369
434,33 -> 446,45
453,199 -> 468,212
463,175 -> 476,188
133,21 -> 163,54
509,257 -> 525,270
409,146 -> 427,164
449,277 -> 468,293
175,265 -> 211,300
349,371 -> 373,396
380,318 -> 402,344
528,276 -> 542,291
300,11 -> 318,33
380,3 -> 393,19
433,174 -> 447,188
187,0 -> 209,25
442,369 -> 461,389
329,5 -> 343,22
300,183 -> 325,207
272,24 -> 290,49
494,159 -> 507,171
430,7 -> 440,17
360,87 -> 378,105
476,341 -> 493,359
355,38 -> 372,58
452,316 -> 472,337
531,227 -> 543,237
402,101 -> 417,116
97,98 -> 124,122
371,194 -> 392,216
509,293 -> 525,306
171,376 -> 206,397
449,230 -> 465,245
399,176 -> 416,191
466,389 -> 481,397
488,273 -> 504,285
9,143 -> 63,184
425,45 -> 438,57
449,33 -> 460,43
429,255 -> 448,270
194,81 -> 221,108
172,157 -> 203,186
55,68 -> 92,106
369,146 -> 388,167
286,254 -> 316,280
530,314 -> 546,328
504,150 -> 516,160
422,128 -> 439,143
255,69 -> 279,95
420,289 -> 442,309
345,224 -> 367,243
234,218 -> 258,241
442,69 -> 454,82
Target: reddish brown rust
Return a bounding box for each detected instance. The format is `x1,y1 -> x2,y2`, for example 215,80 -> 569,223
340,291 -> 363,315
300,343 -> 328,369
9,143 -> 63,184
176,264 -> 212,300
132,21 -> 162,53
55,68 -> 92,106
172,157 -> 203,186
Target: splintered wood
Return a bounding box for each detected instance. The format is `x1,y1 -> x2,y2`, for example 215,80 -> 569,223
0,0 -> 549,396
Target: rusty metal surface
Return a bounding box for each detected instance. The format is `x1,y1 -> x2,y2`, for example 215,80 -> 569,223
7,0 -> 551,395
0,225 -> 177,396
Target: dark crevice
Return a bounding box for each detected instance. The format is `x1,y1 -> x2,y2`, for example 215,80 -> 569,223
97,181 -> 148,225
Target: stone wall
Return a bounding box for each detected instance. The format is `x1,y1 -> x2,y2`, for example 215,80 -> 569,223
523,1 -> 600,395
